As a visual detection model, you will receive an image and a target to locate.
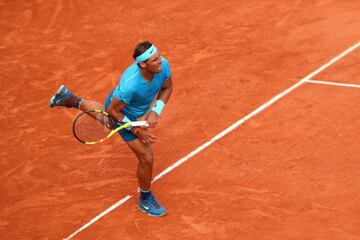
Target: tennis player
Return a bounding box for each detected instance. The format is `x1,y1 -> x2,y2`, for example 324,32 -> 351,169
49,41 -> 173,217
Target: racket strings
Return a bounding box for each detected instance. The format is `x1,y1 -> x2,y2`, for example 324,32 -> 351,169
73,111 -> 116,143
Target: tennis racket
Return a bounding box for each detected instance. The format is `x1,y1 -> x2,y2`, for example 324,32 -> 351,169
72,109 -> 148,144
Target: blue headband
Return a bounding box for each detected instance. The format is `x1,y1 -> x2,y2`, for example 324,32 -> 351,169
136,45 -> 158,63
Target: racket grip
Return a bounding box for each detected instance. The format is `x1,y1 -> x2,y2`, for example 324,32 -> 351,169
131,121 -> 149,127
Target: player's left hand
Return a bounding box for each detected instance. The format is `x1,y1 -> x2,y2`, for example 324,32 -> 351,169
146,111 -> 159,128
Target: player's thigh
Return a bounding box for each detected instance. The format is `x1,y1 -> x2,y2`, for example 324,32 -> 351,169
126,139 -> 153,162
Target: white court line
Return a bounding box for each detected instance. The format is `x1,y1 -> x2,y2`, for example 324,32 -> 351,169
306,79 -> 360,88
63,40 -> 360,240
63,195 -> 132,240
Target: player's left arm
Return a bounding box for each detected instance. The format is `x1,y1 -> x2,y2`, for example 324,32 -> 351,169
157,76 -> 173,104
146,76 -> 173,128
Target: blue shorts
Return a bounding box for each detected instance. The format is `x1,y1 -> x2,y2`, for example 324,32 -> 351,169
104,91 -> 138,142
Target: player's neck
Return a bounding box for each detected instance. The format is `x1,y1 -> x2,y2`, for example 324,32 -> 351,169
140,68 -> 154,82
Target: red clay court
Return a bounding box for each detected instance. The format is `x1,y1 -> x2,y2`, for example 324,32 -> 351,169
1,1 -> 359,239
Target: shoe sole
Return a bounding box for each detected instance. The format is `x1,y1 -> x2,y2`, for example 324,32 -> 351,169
49,84 -> 65,107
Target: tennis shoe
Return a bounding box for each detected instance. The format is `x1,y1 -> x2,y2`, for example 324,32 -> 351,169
139,194 -> 167,217
49,85 -> 80,108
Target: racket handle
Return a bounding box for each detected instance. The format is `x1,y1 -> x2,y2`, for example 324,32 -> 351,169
131,121 -> 149,127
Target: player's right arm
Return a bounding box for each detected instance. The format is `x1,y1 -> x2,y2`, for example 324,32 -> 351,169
107,97 -> 127,123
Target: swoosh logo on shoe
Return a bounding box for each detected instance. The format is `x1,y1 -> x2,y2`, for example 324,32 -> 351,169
142,205 -> 149,210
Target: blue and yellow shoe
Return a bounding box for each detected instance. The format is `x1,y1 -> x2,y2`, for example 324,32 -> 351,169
49,85 -> 81,108
139,194 -> 167,217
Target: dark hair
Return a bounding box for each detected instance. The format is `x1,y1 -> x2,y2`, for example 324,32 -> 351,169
132,41 -> 153,62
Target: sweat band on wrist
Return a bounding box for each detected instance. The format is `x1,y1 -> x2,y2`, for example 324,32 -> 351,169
151,100 -> 165,116
136,45 -> 158,63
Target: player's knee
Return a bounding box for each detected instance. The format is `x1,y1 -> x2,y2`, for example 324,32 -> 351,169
143,152 -> 154,165
136,150 -> 153,166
